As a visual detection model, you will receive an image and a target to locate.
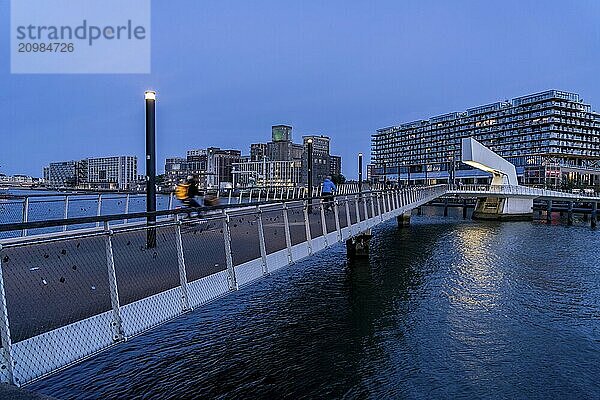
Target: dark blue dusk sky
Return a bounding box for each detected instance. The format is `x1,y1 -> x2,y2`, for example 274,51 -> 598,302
2,0 -> 600,178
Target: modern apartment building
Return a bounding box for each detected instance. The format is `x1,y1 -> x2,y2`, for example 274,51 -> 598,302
46,160 -> 87,188
205,148 -> 241,188
45,156 -> 137,189
164,157 -> 188,183
372,90 -> 600,188
86,156 -> 137,190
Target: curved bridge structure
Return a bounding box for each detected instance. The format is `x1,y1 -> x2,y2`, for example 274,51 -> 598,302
0,138 -> 599,387
0,186 -> 445,386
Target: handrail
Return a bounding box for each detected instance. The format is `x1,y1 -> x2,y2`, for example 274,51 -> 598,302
447,184 -> 600,201
0,187 -> 438,234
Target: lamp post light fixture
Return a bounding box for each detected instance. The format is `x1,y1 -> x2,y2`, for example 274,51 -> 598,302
358,152 -> 363,194
145,90 -> 157,248
307,138 -> 313,196
307,138 -> 313,211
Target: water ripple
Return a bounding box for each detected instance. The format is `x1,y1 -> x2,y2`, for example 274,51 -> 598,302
31,217 -> 600,399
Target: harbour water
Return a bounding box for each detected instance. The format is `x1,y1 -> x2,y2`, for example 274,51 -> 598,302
28,214 -> 600,399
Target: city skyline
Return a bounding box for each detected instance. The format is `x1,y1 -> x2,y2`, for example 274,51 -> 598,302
2,1 -> 600,179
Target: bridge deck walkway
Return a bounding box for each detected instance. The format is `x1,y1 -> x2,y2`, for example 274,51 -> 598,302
0,186 -> 445,386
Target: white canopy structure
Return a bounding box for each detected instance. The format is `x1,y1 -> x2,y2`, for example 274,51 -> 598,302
461,137 -> 518,186
460,137 -> 532,220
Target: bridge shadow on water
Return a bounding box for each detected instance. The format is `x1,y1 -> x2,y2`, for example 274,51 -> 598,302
29,216 -> 600,399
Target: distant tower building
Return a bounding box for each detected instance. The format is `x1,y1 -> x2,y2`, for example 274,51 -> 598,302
302,135 -> 330,184
271,125 -> 292,142
329,155 -> 342,177
266,125 -> 303,161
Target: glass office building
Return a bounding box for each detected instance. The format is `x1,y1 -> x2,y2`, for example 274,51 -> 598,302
372,90 -> 600,188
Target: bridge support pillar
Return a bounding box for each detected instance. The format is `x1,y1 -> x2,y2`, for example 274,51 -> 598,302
592,202 -> 597,228
462,199 -> 468,219
472,197 -> 533,221
546,200 -> 552,222
443,198 -> 449,217
346,229 -> 372,258
567,202 -> 574,225
397,212 -> 411,227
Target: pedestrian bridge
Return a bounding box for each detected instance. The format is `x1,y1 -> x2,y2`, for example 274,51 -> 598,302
0,185 -> 445,386
1,182 -> 600,387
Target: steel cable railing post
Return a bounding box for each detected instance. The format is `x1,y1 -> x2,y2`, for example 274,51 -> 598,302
168,192 -> 174,212
104,222 -> 124,343
282,203 -> 293,264
21,197 -> 29,237
256,206 -> 268,274
174,214 -> 191,311
124,193 -> 130,224
363,192 -> 369,222
333,197 -> 342,241
222,211 -> 237,291
96,194 -> 102,228
63,196 -> 69,232
354,194 -> 362,229
370,192 -> 376,221
0,244 -> 16,386
320,200 -> 328,246
303,200 -> 313,255
345,196 -> 353,236
378,192 -> 384,222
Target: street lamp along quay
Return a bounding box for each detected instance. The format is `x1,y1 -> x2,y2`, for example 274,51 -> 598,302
307,138 -> 313,211
358,153 -> 363,196
145,90 -> 157,249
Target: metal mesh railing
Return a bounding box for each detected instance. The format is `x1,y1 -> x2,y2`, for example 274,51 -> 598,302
0,185 -> 448,386
447,184 -> 600,200
228,211 -> 261,266
1,234 -> 111,343
0,201 -> 24,240
111,225 -> 181,306
261,207 -> 287,255
308,203 -> 325,239
180,217 -> 228,282
287,204 -> 308,246
0,194 -> 174,238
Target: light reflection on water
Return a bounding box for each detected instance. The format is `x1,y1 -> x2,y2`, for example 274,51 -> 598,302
31,215 -> 600,399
